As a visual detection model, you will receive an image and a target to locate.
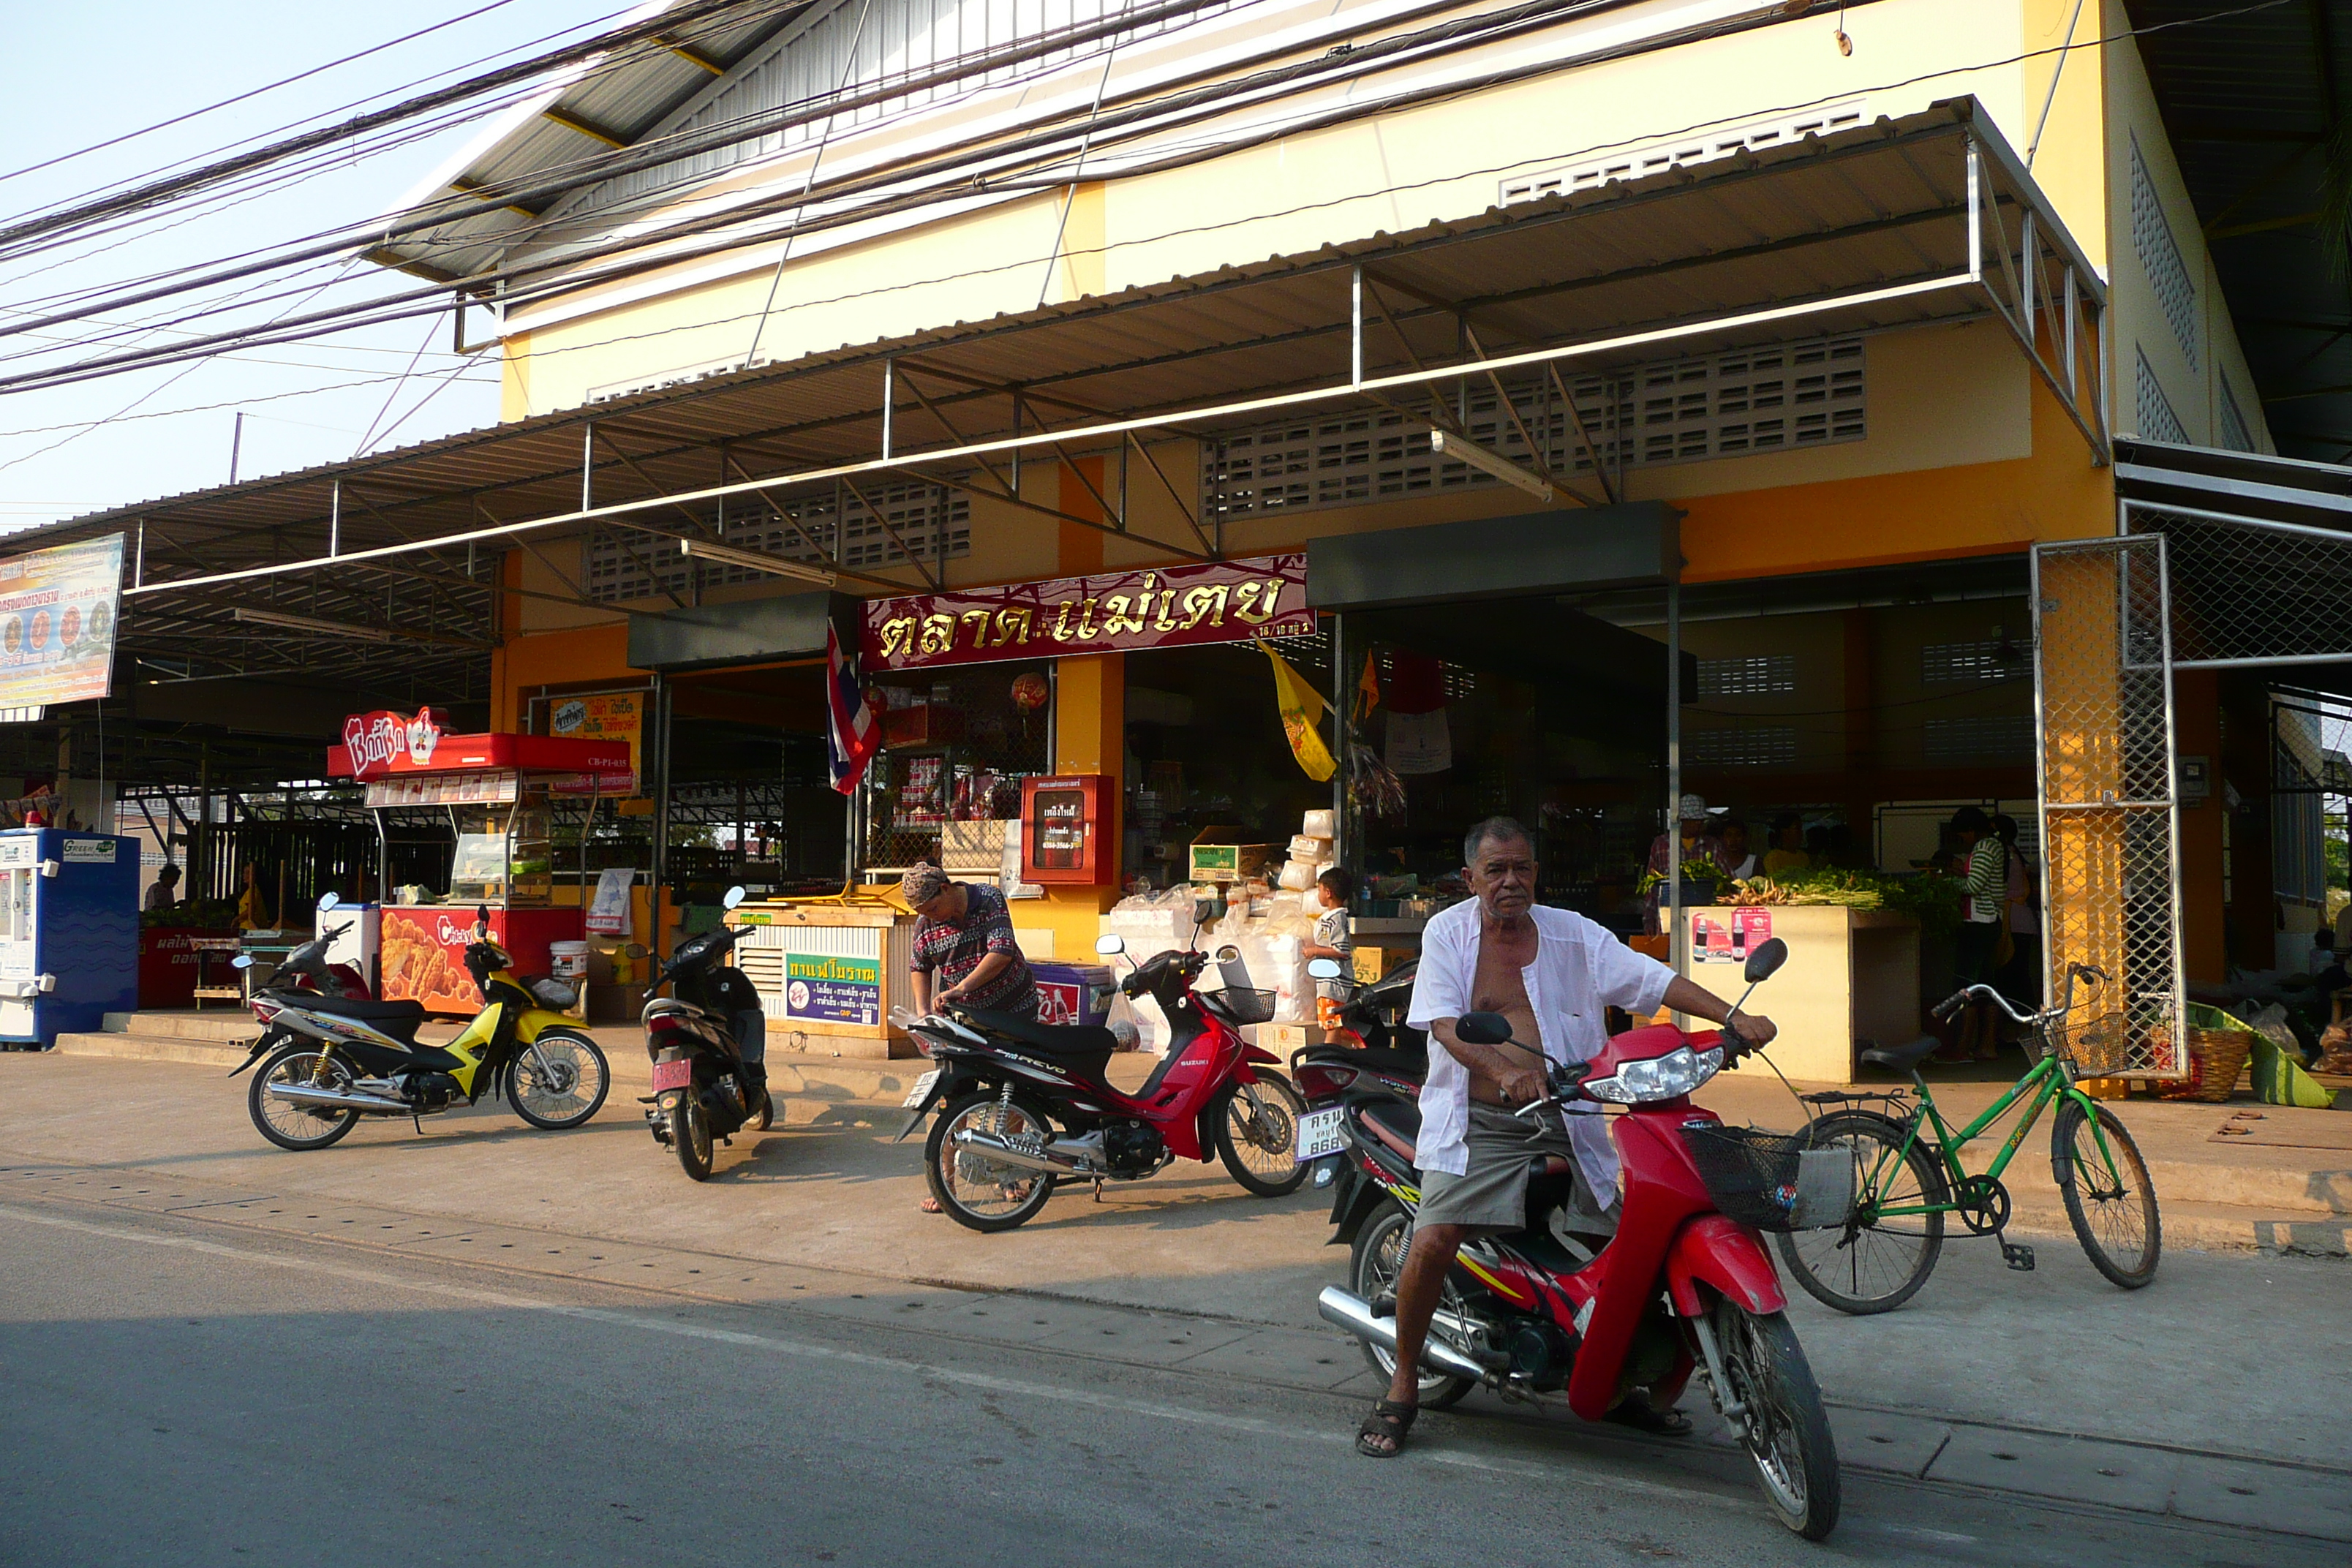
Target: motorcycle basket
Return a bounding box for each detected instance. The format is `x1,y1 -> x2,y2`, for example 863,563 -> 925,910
1200,986 -> 1278,1026
1679,1125 -> 1855,1232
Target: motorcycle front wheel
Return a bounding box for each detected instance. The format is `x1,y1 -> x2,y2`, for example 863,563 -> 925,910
671,1095 -> 714,1180
507,1029 -> 610,1129
1213,1075 -> 1309,1196
1347,1203 -> 1474,1409
249,1044 -> 362,1152
924,1089 -> 1057,1232
1711,1297 -> 1840,1540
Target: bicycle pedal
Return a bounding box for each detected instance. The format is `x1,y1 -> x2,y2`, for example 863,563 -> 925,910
2002,1243 -> 2036,1272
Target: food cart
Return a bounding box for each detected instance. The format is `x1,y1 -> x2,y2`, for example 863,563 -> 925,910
328,709 -> 631,1011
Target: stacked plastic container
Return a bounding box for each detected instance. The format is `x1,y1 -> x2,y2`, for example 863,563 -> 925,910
1275,808 -> 1336,913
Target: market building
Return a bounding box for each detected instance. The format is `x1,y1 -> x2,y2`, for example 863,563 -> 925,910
23,1 -> 2352,1074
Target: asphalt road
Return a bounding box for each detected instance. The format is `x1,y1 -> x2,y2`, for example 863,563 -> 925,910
0,1183 -> 2331,1568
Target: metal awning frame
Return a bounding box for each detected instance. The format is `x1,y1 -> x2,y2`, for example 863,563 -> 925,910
120,127 -> 2113,606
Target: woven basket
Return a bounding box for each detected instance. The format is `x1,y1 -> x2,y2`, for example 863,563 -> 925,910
2161,1027 -> 2254,1103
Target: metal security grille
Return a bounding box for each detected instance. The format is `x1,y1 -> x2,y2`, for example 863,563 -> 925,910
2135,350 -> 2187,445
1202,338 -> 1863,521
2031,536 -> 2185,1078
2127,502 -> 2352,667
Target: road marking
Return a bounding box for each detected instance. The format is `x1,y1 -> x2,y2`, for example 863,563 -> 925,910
0,1199 -> 1738,1508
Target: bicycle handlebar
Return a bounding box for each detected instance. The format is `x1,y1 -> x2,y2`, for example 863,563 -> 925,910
1933,958 -> 2108,1028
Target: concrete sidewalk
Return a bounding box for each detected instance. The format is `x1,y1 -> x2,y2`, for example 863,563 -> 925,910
53,1009 -> 2352,1254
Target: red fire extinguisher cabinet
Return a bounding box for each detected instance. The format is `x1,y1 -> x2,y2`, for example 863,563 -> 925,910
1019,774 -> 1108,885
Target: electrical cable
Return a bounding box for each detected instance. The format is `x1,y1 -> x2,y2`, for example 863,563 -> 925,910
4,0 -> 2288,448
0,0 -> 525,187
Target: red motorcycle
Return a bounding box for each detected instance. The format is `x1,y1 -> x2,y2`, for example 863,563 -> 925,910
234,890 -> 373,1031
896,932 -> 1309,1232
1317,938 -> 1845,1539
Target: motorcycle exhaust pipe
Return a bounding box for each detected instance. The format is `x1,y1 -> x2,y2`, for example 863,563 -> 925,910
1316,1286 -> 1493,1384
949,1127 -> 1079,1175
266,1082 -> 412,1115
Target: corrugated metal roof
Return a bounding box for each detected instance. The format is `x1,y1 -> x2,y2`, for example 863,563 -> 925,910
48,98 -> 2090,684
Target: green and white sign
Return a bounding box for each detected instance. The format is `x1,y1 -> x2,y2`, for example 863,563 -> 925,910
784,951 -> 881,1025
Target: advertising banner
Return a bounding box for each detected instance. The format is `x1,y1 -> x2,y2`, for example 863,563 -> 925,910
0,534 -> 124,709
380,907 -> 484,1011
862,554 -> 1312,672
544,690 -> 644,794
783,951 -> 881,1025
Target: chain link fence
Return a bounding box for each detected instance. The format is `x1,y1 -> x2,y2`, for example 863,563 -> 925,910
2032,535 -> 2185,1077
2127,503 -> 2352,666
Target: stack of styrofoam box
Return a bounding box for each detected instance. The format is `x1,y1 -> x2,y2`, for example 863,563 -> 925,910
1278,808 -> 1337,913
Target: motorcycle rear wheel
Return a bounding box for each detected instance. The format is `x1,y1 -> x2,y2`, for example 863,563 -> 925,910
1346,1203 -> 1474,1409
924,1089 -> 1057,1232
249,1044 -> 362,1152
672,1095 -> 714,1181
507,1030 -> 610,1129
1711,1297 -> 1840,1539
1213,1075 -> 1309,1196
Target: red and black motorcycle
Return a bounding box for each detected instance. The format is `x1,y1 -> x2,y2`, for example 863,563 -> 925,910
896,932 -> 1309,1232
1316,938 -> 1846,1539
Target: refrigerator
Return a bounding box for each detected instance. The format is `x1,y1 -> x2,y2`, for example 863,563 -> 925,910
0,829 -> 139,1048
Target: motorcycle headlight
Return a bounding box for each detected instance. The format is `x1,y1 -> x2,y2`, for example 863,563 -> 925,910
1583,1044 -> 1725,1104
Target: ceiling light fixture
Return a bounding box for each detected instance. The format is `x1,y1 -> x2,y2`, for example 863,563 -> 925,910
678,538 -> 838,587
1428,429 -> 1556,503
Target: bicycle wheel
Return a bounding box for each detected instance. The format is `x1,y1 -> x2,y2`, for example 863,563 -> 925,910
2051,1101 -> 2161,1288
1774,1111 -> 1948,1315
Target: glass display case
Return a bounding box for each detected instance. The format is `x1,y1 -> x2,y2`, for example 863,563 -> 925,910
447,792 -> 553,906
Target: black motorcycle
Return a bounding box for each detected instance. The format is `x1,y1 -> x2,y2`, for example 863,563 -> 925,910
641,886 -> 772,1180
1288,955 -> 1428,1193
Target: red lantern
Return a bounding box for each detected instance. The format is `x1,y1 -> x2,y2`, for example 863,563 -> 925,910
1011,671 -> 1049,712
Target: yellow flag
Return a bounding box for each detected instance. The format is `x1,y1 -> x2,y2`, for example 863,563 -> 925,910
1261,641 -> 1337,783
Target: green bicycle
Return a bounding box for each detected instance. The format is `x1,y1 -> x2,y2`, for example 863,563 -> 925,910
1776,963 -> 2162,1314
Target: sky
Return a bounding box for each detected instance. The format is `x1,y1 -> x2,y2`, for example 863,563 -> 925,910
0,1 -> 622,535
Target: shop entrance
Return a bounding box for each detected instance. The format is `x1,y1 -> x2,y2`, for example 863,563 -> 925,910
663,663 -> 844,900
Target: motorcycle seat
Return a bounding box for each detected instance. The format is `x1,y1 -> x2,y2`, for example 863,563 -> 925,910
1860,1035 -> 1945,1071
293,995 -> 429,1025
1360,1101 -> 1422,1164
1311,1043 -> 1425,1080
960,1008 -> 1120,1070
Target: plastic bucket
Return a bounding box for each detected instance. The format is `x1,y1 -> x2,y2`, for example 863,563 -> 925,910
549,940 -> 590,979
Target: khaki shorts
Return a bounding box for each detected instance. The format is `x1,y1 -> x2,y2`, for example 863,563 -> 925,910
1417,1102 -> 1616,1239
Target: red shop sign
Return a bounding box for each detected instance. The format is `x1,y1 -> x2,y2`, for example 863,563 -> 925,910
862,554 -> 1313,671
341,707 -> 450,780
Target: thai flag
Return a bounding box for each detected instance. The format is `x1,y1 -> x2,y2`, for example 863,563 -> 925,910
825,623 -> 879,794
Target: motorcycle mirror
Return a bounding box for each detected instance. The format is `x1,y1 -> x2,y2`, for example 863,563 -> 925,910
1213,943 -> 1240,963
1742,937 -> 1790,984
1094,933 -> 1126,957
723,885 -> 746,911
1455,1011 -> 1515,1047
230,954 -> 254,970
316,891 -> 339,915
1306,957 -> 1343,980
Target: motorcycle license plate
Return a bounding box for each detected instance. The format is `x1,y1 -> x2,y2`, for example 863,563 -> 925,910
901,1068 -> 940,1109
649,1058 -> 694,1093
1294,1106 -> 1346,1164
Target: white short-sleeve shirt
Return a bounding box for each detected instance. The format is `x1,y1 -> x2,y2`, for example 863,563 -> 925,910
1406,900 -> 1676,1199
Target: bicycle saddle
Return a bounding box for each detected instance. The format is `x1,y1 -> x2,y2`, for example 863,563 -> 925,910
1860,1035 -> 1945,1071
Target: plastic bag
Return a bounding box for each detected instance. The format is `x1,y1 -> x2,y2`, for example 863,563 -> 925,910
2248,1031 -> 2338,1109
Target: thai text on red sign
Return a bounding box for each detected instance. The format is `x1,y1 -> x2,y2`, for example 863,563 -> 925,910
341,708 -> 449,780
861,554 -> 1312,671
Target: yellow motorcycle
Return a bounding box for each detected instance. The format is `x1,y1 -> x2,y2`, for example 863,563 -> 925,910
233,902 -> 609,1151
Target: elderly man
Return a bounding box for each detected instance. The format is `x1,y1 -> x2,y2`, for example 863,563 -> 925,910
1356,817 -> 1776,1459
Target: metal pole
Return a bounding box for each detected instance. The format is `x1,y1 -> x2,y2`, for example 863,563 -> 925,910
650,672 -> 671,934
881,360 -> 894,461
329,480 -> 342,558
581,423 -> 595,511
1965,140 -> 1983,282
229,412 -> 244,485
133,519 -> 145,589
1666,580 -> 1683,981
1330,613 -> 1350,881
1350,265 -> 1364,388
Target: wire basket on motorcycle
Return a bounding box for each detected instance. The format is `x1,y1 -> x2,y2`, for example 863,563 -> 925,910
1199,987 -> 1278,1026
1680,1124 -> 1856,1232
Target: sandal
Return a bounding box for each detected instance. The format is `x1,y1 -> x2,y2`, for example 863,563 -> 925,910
919,1194 -> 943,1214
1605,1398 -> 1694,1438
1356,1399 -> 1418,1458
